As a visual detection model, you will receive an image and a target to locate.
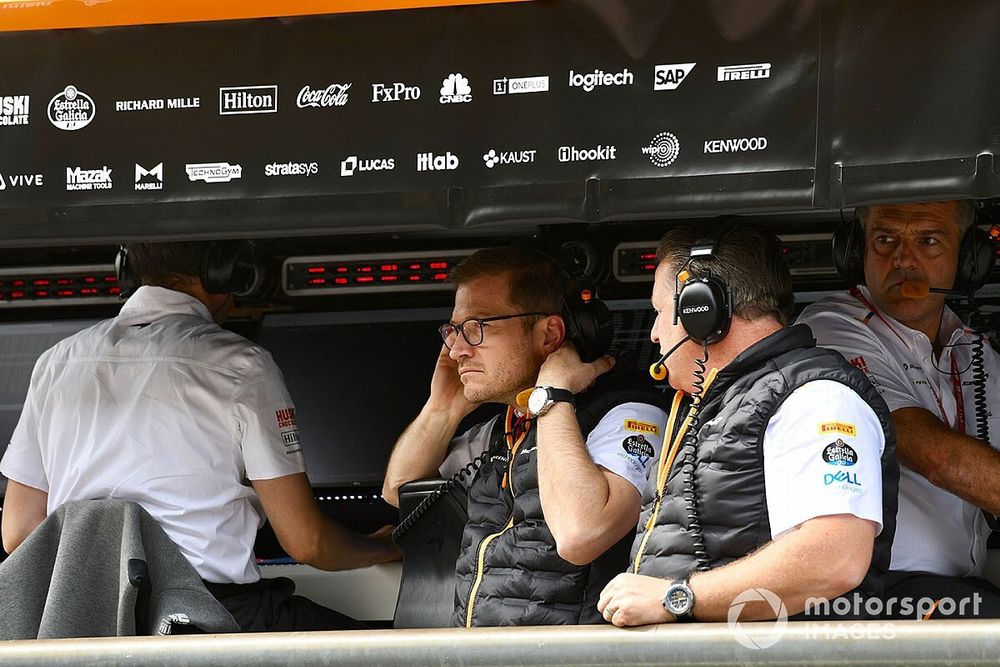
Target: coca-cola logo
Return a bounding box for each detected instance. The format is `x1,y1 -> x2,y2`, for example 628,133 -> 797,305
297,84 -> 351,108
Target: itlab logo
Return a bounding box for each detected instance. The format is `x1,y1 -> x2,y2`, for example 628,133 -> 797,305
439,73 -> 472,104
47,85 -> 95,131
727,588 -> 788,650
416,151 -> 459,172
134,163 -> 163,191
653,64 -> 696,91
642,132 -> 680,167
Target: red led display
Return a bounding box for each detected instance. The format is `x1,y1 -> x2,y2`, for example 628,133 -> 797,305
306,267 -> 326,274
429,262 -> 448,270
356,276 -> 375,283
334,277 -> 348,285
307,278 -> 327,285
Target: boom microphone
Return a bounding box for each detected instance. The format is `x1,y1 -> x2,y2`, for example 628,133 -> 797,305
899,280 -> 952,298
649,334 -> 692,381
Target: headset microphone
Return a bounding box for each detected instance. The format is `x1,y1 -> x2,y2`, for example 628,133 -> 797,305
649,334 -> 692,381
899,280 -> 953,298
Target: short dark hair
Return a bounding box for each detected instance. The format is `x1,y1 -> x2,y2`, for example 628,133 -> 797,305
126,242 -> 206,290
655,221 -> 795,325
450,247 -> 566,327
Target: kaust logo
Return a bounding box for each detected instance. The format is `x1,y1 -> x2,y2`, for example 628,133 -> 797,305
264,161 -> 319,177
416,152 -> 459,172
66,166 -> 112,191
371,82 -> 421,102
219,85 -> 278,115
482,148 -> 537,169
654,64 -> 695,91
185,162 -> 242,183
340,155 -> 395,177
717,63 -> 771,82
439,73 -> 472,104
557,144 -> 617,163
134,163 -> 163,191
568,68 -> 634,92
0,95 -> 29,126
704,136 -> 768,154
297,84 -> 351,108
493,76 -> 549,95
642,131 -> 680,167
0,172 -> 44,191
48,85 -> 95,131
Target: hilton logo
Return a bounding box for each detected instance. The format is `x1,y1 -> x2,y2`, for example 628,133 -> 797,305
219,85 -> 278,115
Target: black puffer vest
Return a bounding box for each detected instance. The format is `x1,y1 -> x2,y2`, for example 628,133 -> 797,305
630,325 -> 898,604
453,377 -> 668,627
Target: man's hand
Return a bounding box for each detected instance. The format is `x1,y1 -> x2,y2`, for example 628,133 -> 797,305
536,343 -> 615,393
428,344 -> 480,419
367,524 -> 402,562
598,573 -> 672,627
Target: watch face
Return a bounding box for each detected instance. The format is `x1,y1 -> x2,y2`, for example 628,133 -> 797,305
666,586 -> 692,614
527,387 -> 548,415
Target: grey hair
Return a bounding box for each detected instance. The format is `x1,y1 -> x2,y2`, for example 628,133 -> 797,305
857,200 -> 977,235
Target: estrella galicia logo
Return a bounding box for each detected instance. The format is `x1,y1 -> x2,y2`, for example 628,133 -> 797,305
623,435 -> 655,460
822,439 -> 858,467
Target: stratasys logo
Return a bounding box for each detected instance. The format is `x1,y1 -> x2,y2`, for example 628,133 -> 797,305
264,161 -> 319,177
48,85 -> 95,131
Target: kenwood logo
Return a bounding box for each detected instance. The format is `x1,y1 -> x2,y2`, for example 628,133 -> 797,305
704,136 -> 768,153
116,97 -> 200,112
568,68 -> 633,92
439,73 -> 472,104
416,152 -> 459,171
66,166 -> 112,191
654,63 -> 695,91
219,85 -> 278,115
0,95 -> 29,126
371,82 -> 421,102
185,162 -> 242,183
557,144 -> 617,162
134,163 -> 163,191
264,161 -> 319,177
493,76 -> 549,95
682,305 -> 710,314
340,155 -> 395,177
48,85 -> 95,131
717,63 -> 771,82
297,84 -> 351,108
642,132 -> 680,167
482,149 -> 537,169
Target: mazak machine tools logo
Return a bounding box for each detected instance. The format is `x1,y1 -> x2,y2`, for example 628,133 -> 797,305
654,64 -> 696,91
0,95 -> 30,126
219,85 -> 278,115
416,151 -> 459,172
66,166 -> 112,191
717,63 -> 771,82
134,163 -> 163,190
48,86 -> 95,130
186,162 -> 242,183
297,84 -> 351,108
439,73 -> 472,104
643,132 -> 680,167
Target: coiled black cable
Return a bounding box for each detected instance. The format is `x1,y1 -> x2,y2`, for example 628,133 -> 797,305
971,334 -> 991,445
681,341 -> 712,571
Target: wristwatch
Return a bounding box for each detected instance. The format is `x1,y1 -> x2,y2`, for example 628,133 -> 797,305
527,386 -> 576,417
663,577 -> 697,622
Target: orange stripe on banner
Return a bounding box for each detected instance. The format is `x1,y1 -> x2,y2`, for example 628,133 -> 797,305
0,0 -> 533,33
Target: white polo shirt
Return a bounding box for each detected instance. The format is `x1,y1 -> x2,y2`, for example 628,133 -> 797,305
0,286 -> 306,584
798,286 -> 1000,576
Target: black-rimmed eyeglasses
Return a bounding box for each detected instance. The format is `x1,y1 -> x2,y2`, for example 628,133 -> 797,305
438,312 -> 547,349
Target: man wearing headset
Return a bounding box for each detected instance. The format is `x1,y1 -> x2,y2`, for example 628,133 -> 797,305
382,246 -> 669,626
798,200 -> 1000,616
1,241 -> 399,632
596,221 -> 898,626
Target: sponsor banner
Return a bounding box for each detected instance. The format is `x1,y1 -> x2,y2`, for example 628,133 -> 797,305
439,73 -> 472,104
0,172 -> 44,190
416,151 -> 459,172
653,63 -> 695,91
297,84 -> 351,108
0,95 -> 29,126
493,75 -> 549,95
624,419 -> 660,436
115,97 -> 200,112
48,85 -> 95,131
718,63 -> 771,81
219,85 -> 278,115
371,82 -> 421,102
704,136 -> 768,153
557,144 -> 617,162
643,131 -> 680,167
568,67 -> 634,92
66,166 -> 112,191
186,162 -> 242,183
134,163 -> 163,190
264,161 -> 319,177
482,148 -> 536,168
341,155 -> 395,177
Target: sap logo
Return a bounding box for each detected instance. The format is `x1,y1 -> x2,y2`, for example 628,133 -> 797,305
340,155 -> 395,177
682,305 -> 710,314
185,162 -> 242,184
0,173 -> 44,190
568,68 -> 634,92
439,73 -> 472,104
653,63 -> 695,91
482,149 -> 536,169
66,166 -> 112,191
718,63 -> 771,82
48,85 -> 95,131
134,163 -> 163,191
264,161 -> 319,177
219,85 -> 277,115
0,95 -> 29,126
371,82 -> 421,102
297,84 -> 351,108
704,137 -> 768,153
416,152 -> 459,172
557,144 -> 617,162
824,471 -> 860,486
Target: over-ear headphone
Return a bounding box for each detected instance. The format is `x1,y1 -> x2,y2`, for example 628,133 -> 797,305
519,242 -> 613,363
673,222 -> 735,345
832,206 -> 996,292
114,245 -> 139,299
114,240 -> 262,298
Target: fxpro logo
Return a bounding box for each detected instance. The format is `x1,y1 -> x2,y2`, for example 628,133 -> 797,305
186,162 -> 242,183
264,161 -> 319,177
134,163 -> 163,191
717,63 -> 771,82
568,68 -> 634,92
219,85 -> 278,115
340,155 -> 395,177
493,75 -> 549,95
416,151 -> 459,172
642,131 -> 680,167
439,73 -> 472,104
371,82 -> 421,102
0,95 -> 29,126
482,148 -> 536,169
654,64 -> 695,91
297,84 -> 351,108
704,136 -> 768,153
66,166 -> 112,191
557,144 -> 617,163
48,85 -> 95,131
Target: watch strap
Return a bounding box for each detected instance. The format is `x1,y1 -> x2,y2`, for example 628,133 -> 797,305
664,577 -> 696,622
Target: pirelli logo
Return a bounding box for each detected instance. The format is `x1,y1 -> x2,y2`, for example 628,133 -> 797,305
820,422 -> 856,437
625,419 -> 660,436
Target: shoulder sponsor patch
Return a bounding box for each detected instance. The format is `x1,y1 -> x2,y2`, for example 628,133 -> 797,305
822,439 -> 858,467
622,434 -> 656,459
819,421 -> 856,437
624,419 -> 660,436
275,407 -> 297,429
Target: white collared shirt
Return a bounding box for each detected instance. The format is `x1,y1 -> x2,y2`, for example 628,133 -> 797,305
798,286 -> 1000,576
0,286 -> 306,583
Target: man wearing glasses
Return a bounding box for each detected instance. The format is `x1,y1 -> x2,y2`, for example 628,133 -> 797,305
383,246 -> 668,627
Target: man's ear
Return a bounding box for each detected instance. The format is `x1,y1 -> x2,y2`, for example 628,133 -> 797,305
537,314 -> 566,355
